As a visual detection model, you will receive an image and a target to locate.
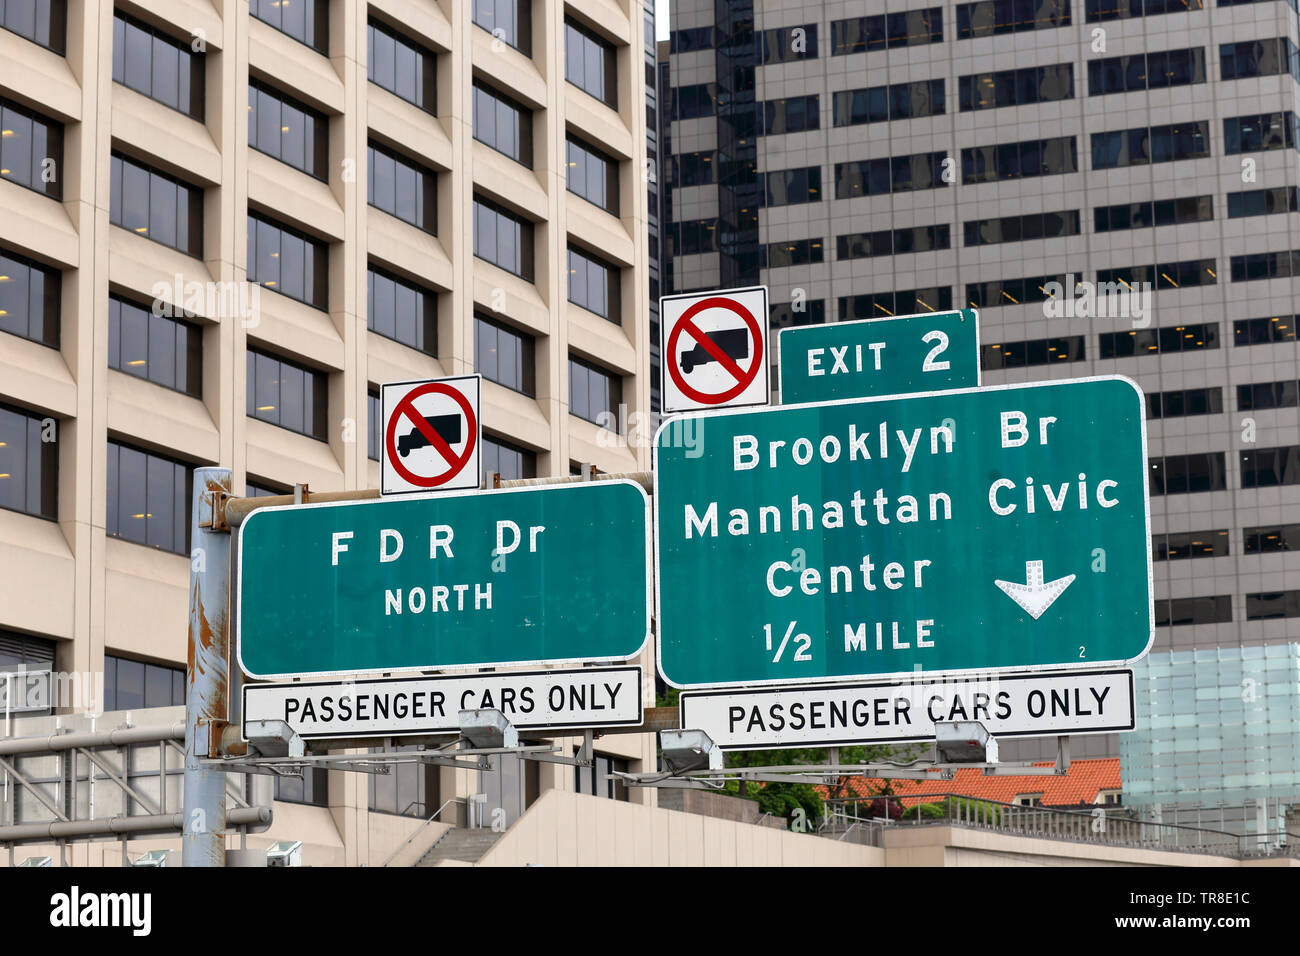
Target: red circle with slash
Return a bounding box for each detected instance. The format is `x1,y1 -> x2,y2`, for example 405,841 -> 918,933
666,296 -> 764,405
385,382 -> 478,488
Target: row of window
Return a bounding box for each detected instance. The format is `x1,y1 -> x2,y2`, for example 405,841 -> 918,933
1154,591 -> 1300,626
1154,523 -> 1300,560
1147,447 -> 1300,494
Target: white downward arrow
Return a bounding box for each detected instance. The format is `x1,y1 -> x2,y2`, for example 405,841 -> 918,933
994,560 -> 1076,620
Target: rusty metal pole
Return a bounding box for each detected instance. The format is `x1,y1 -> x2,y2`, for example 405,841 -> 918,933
182,467 -> 232,867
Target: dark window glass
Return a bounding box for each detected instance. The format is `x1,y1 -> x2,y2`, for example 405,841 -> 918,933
367,142 -> 436,232
1154,595 -> 1232,627
474,314 -> 535,396
1230,249 -> 1300,282
0,629 -> 56,717
1228,186 -> 1299,218
1147,452 -> 1227,495
762,95 -> 820,134
245,348 -> 328,441
671,219 -> 718,255
1244,523 -> 1300,554
568,246 -> 620,323
980,335 -> 1086,369
961,136 -> 1077,183
831,9 -> 942,53
1233,316 -> 1297,344
1146,387 -> 1223,418
248,81 -> 328,180
0,401 -> 57,520
109,153 -> 202,255
839,225 -> 950,259
367,389 -> 381,461
675,151 -> 715,187
1088,47 -> 1206,95
964,210 -> 1080,246
1246,591 -> 1300,621
1097,259 -> 1216,290
473,0 -> 531,55
472,196 -> 533,280
0,248 -> 60,348
0,0 -> 64,53
105,440 -> 191,553
1223,113 -> 1298,154
834,80 -> 945,126
1237,379 -> 1300,411
1092,121 -> 1210,168
1221,38 -> 1300,81
1095,195 -> 1213,231
764,238 -> 827,268
1240,445 -> 1300,488
366,266 -> 436,355
770,300 -> 826,330
473,81 -> 533,168
1153,529 -> 1229,560
568,356 -> 621,430
0,98 -> 63,198
108,296 -> 201,396
759,24 -> 819,62
566,137 -> 618,213
836,152 -> 946,198
112,11 -> 204,118
247,213 -> 328,309
575,753 -> 630,800
565,20 -> 616,107
1089,0 -> 1204,20
671,27 -> 716,53
959,65 -> 1074,111
276,764 -> 329,805
839,287 -> 952,320
482,434 -> 536,482
368,744 -> 439,817
1100,323 -> 1218,356
367,19 -> 435,113
672,83 -> 716,120
250,0 -> 328,53
101,654 -> 184,710
957,0 -> 1071,37
967,275 -> 1070,309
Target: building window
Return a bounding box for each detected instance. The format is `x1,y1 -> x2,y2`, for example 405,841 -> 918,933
0,0 -> 64,53
1244,523 -> 1300,554
246,480 -> 287,498
102,654 -> 184,710
1146,387 -> 1222,418
482,434 -> 536,481
566,136 -> 617,213
1238,379 -> 1299,411
835,152 -> 946,198
959,65 -> 1073,111
1221,38 -> 1300,81
840,225 -> 949,259
831,9 -> 942,53
1148,452 -> 1227,495
771,300 -> 826,330
474,314 -> 535,396
108,295 -> 202,397
1246,591 -> 1300,621
569,356 -> 621,430
565,20 -> 616,107
967,275 -> 1068,309
671,27 -> 716,53
1233,316 -> 1296,344
1095,196 -> 1213,232
962,136 -> 1077,183
0,97 -> 63,198
367,19 -> 435,113
1087,0 -> 1204,20
568,246 -> 620,323
473,0 -> 530,56
112,12 -> 204,119
248,81 -> 328,180
0,630 -> 55,715
1014,794 -> 1044,806
964,211 -> 1079,246
762,95 -> 819,134
367,388 -> 381,461
675,151 -> 715,187
1240,446 -> 1300,488
473,82 -> 532,168
367,142 -> 436,232
839,288 -> 951,320
105,440 -> 191,554
0,401 -> 56,520
574,753 -> 629,800
672,84 -> 716,120
957,0 -> 1070,37
246,213 -> 328,309
1096,260 -> 1216,289
980,335 -> 1086,369
1155,596 -> 1233,627
1223,113 -> 1298,154
1228,186 -> 1299,219
369,745 -> 439,817
250,0 -> 327,53
367,266 -> 436,355
1100,324 -> 1218,356
1153,529 -> 1229,561
834,80 -> 945,126
0,248 -> 60,348
109,153 -> 202,255
1088,48 -> 1206,95
764,238 -> 826,268
758,23 -> 818,62
246,348 -> 328,441
276,766 -> 329,805
473,196 -> 533,280
1092,121 -> 1210,168
671,220 -> 717,255
1230,249 -> 1300,282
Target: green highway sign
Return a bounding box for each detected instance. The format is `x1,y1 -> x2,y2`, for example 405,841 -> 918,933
778,309 -> 980,405
237,481 -> 651,679
654,377 -> 1152,689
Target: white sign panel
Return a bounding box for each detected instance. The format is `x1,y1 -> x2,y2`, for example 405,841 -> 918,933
660,285 -> 770,414
243,666 -> 643,740
380,374 -> 482,495
679,669 -> 1134,750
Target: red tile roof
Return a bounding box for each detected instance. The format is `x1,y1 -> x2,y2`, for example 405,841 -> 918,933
817,757 -> 1121,808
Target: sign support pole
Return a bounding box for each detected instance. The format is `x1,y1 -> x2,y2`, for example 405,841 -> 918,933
182,467 -> 233,867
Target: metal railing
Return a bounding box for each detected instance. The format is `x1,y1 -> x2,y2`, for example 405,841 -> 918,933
379,798 -> 460,867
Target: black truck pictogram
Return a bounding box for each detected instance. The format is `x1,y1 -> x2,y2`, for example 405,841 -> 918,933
680,327 -> 749,374
398,413 -> 462,457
